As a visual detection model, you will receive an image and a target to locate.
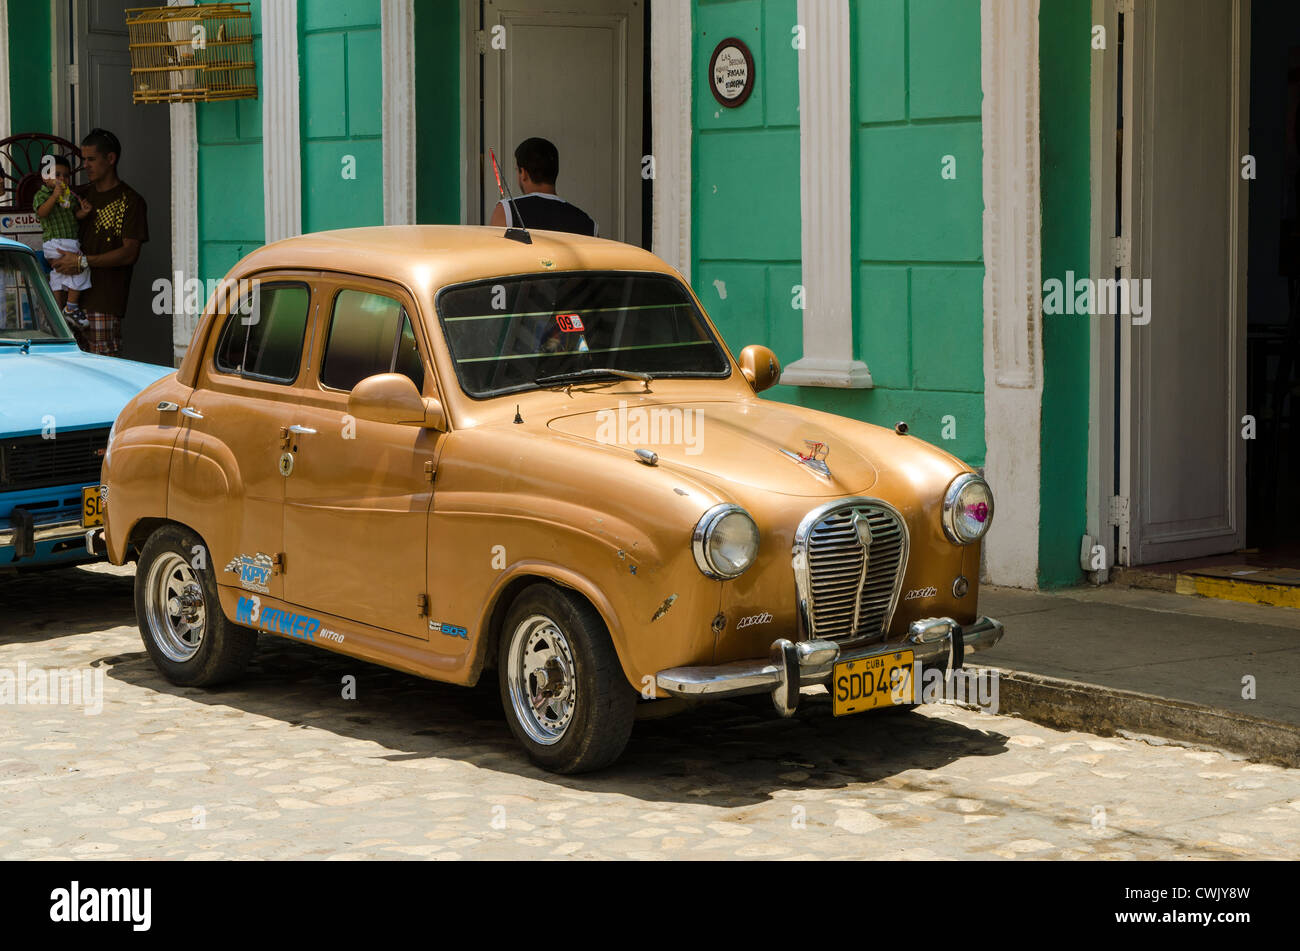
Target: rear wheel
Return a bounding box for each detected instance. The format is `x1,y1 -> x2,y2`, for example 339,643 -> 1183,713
498,584 -> 636,774
135,524 -> 257,686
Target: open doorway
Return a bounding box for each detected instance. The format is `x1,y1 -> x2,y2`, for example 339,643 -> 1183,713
468,0 -> 652,248
54,0 -> 174,366
1094,0 -> 1300,597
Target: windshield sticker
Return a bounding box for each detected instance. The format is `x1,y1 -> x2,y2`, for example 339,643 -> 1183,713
556,313 -> 585,332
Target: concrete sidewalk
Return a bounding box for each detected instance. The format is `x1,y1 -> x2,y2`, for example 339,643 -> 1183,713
976,584 -> 1300,750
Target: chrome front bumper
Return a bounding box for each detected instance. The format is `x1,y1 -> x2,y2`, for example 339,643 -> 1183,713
656,616 -> 1004,717
0,513 -> 88,559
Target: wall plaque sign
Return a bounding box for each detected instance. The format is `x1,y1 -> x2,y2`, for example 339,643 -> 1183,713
709,38 -> 755,108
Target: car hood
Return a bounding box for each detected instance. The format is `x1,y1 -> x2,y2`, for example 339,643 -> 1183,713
547,399 -> 881,497
0,345 -> 173,436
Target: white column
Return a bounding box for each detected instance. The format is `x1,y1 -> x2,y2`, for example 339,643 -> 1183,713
980,0 -> 1044,588
169,0 -> 200,366
650,0 -> 691,281
0,0 -> 11,141
262,0 -> 302,242
382,0 -> 416,225
783,0 -> 871,389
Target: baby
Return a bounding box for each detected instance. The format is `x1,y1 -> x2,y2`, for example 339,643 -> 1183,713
33,155 -> 93,327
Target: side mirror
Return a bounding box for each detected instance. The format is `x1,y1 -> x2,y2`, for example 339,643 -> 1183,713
738,345 -> 781,394
348,373 -> 446,430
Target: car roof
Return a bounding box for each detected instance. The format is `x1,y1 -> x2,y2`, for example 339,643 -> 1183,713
0,236 -> 35,254
233,225 -> 682,292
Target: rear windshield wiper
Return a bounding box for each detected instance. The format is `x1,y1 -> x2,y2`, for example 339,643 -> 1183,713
535,368 -> 653,391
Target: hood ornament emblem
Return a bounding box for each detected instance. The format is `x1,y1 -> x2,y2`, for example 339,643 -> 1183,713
852,512 -> 873,547
780,439 -> 831,478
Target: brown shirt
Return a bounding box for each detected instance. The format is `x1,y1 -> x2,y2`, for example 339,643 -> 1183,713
76,180 -> 149,315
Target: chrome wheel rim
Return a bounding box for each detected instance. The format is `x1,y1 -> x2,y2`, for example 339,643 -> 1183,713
145,552 -> 206,663
507,613 -> 577,746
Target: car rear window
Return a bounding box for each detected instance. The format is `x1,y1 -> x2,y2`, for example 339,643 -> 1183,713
214,283 -> 311,384
435,271 -> 730,398
320,289 -> 425,393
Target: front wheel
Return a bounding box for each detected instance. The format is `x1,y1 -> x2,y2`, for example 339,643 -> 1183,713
498,584 -> 637,774
135,524 -> 257,686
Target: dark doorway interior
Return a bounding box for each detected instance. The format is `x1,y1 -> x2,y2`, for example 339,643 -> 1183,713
1246,1 -> 1300,559
71,0 -> 175,367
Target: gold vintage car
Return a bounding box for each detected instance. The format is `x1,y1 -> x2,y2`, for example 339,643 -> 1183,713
97,225 -> 1003,773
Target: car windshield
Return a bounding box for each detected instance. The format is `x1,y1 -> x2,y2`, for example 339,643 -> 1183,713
0,249 -> 75,343
435,271 -> 731,398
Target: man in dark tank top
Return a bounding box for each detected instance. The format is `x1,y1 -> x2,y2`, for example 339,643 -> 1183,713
489,137 -> 598,237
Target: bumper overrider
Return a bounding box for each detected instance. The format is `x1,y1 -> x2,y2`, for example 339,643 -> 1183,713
656,616 -> 1004,717
0,510 -> 88,560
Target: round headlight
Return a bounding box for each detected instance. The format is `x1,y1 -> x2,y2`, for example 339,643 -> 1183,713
943,473 -> 994,545
693,504 -> 759,579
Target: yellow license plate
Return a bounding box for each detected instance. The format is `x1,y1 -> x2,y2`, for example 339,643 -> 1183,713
81,485 -> 104,528
832,650 -> 915,716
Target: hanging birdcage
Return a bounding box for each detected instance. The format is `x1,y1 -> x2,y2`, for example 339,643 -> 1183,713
125,3 -> 257,104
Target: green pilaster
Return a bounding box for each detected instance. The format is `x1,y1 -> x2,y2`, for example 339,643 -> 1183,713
1037,0 -> 1092,587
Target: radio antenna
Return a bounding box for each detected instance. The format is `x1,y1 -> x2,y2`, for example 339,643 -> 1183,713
490,147 -> 532,245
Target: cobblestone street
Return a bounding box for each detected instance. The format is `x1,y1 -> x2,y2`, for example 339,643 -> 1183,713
3,564 -> 1299,860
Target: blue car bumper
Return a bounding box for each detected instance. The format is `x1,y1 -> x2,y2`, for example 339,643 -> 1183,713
0,483 -> 98,569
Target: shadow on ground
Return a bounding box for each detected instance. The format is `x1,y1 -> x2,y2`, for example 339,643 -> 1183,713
6,563 -> 1012,805
102,631 -> 1010,807
0,562 -> 136,643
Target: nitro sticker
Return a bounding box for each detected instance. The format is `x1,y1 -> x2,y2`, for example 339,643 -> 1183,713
224,553 -> 273,593
430,621 -> 468,639
556,313 -> 585,332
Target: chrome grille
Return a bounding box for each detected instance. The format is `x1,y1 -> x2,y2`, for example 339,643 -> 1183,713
796,500 -> 907,641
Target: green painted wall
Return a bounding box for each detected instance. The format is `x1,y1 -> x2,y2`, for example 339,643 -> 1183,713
1037,0 -> 1092,587
298,0 -> 384,233
197,0 -> 265,282
693,0 -> 802,379
7,1 -> 53,135
691,0 -> 986,467
415,1 -> 461,224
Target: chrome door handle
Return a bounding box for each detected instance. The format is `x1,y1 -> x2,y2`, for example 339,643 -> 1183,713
181,407 -> 204,420
288,425 -> 317,435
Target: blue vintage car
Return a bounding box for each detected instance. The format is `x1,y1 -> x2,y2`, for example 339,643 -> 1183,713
0,236 -> 170,570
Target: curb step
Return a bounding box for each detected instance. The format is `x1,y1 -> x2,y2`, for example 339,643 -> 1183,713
978,666 -> 1300,770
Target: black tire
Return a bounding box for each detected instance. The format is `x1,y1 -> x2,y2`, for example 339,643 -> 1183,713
497,583 -> 637,774
134,524 -> 257,687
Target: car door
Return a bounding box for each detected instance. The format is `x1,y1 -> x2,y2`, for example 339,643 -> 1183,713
169,277 -> 317,602
280,275 -> 441,639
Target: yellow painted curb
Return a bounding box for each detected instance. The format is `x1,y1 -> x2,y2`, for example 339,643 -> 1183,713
1175,574 -> 1300,609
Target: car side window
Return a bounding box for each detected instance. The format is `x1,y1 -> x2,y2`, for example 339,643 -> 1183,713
213,283 -> 311,384
320,289 -> 426,393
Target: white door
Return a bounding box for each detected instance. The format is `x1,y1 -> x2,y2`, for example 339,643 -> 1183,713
75,0 -> 174,366
1119,0 -> 1250,565
479,0 -> 644,242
